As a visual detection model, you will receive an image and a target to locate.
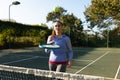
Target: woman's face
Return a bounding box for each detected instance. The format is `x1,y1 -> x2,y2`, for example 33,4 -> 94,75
53,21 -> 62,34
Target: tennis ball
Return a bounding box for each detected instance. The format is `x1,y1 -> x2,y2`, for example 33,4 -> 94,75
54,7 -> 59,13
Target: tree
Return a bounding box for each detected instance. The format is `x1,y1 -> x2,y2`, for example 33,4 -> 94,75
84,0 -> 120,47
84,0 -> 120,29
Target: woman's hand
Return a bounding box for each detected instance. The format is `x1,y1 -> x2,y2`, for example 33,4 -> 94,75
67,60 -> 72,68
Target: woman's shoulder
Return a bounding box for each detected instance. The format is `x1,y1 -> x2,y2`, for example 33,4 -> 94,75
47,35 -> 53,41
48,35 -> 52,38
48,35 -> 54,39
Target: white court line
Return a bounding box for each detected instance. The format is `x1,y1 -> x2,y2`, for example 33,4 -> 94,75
74,51 -> 110,74
73,59 -> 93,62
73,49 -> 92,51
114,64 -> 120,80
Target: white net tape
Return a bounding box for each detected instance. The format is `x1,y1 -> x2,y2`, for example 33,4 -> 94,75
0,64 -> 104,80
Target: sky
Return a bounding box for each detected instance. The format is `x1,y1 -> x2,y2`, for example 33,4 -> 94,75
0,0 -> 91,28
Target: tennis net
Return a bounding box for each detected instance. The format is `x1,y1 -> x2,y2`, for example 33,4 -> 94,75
0,64 -> 104,80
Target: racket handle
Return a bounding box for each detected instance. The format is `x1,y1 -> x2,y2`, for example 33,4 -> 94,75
45,49 -> 51,54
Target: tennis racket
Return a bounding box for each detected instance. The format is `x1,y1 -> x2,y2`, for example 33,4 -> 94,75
38,44 -> 60,49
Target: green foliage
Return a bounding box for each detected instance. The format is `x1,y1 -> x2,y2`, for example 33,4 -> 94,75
2,28 -> 15,36
83,0 -> 120,47
109,27 -> 120,47
0,20 -> 49,48
13,37 -> 41,47
84,0 -> 120,29
0,34 -> 5,46
0,28 -> 15,47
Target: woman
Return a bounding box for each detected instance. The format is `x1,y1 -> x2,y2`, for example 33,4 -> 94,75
45,21 -> 73,73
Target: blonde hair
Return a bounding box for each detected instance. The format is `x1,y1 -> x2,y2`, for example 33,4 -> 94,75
51,30 -> 56,38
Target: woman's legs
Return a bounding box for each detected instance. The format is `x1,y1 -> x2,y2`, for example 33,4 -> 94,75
49,63 -> 67,72
49,63 -> 57,71
56,64 -> 67,72
49,63 -> 67,80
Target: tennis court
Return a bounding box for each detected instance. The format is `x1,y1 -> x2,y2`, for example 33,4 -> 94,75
0,47 -> 120,80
